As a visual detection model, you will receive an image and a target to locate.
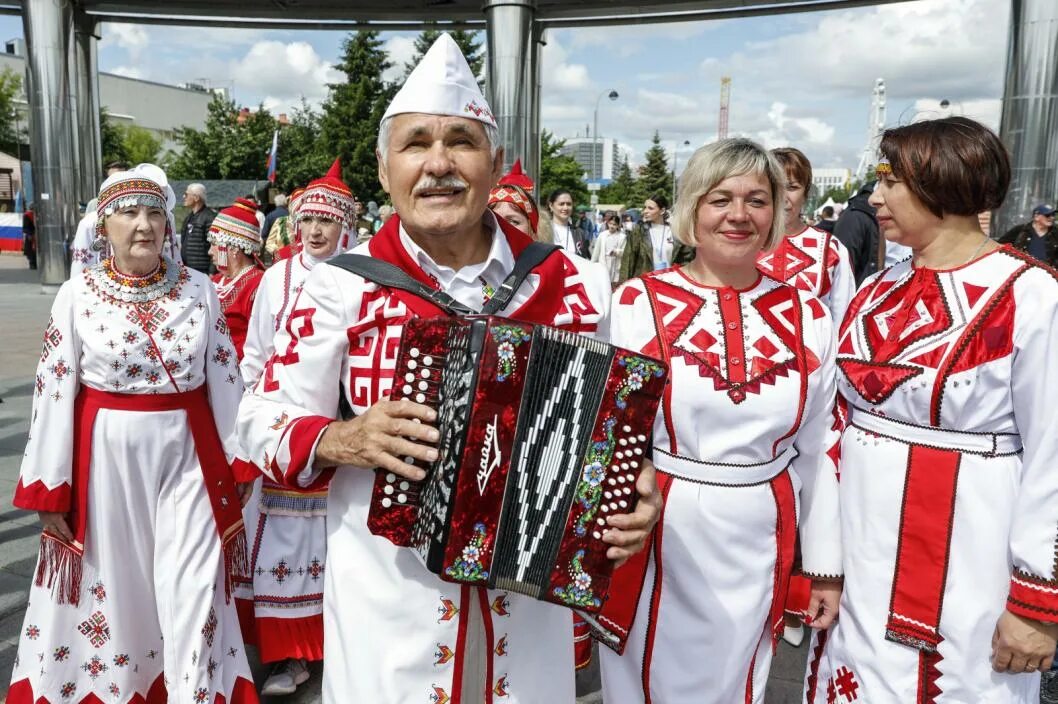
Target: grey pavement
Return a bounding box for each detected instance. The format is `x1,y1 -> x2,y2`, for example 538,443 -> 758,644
0,253 -> 808,702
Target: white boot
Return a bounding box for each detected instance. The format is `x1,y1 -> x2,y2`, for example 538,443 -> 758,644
261,658 -> 310,696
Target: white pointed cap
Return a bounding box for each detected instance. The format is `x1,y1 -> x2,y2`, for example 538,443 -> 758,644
382,32 -> 496,128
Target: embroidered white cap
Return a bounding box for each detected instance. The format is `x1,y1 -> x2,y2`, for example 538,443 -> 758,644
382,32 -> 495,128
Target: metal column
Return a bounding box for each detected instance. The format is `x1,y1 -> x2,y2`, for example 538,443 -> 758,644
74,12 -> 103,204
525,26 -> 545,195
484,0 -> 535,173
996,0 -> 1058,235
22,0 -> 79,288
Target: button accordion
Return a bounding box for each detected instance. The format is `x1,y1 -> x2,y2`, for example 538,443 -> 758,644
367,316 -> 668,612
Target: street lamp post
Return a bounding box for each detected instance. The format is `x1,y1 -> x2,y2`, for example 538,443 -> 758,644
672,139 -> 691,202
593,89 -> 619,181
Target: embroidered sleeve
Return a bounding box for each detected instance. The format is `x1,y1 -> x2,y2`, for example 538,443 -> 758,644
1006,269 -> 1058,621
69,214 -> 99,279
609,279 -> 656,353
826,237 -> 856,328
202,285 -> 249,476
237,265 -> 351,489
14,282 -> 81,512
788,293 -> 843,578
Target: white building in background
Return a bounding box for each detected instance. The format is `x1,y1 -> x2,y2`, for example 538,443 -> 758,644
813,167 -> 852,196
1,38 -> 215,154
559,137 -> 619,181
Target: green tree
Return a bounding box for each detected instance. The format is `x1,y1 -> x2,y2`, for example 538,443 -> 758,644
275,100 -> 329,192
403,29 -> 484,83
539,130 -> 589,207
0,68 -> 21,155
599,154 -> 636,206
320,31 -> 396,203
168,93 -> 277,181
100,109 -> 129,166
122,125 -> 162,164
632,131 -> 671,205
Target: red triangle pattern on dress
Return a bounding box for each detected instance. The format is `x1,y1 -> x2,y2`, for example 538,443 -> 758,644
962,282 -> 988,309
837,358 -> 923,404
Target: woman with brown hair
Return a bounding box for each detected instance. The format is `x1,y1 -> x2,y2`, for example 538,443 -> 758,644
805,117 -> 1058,703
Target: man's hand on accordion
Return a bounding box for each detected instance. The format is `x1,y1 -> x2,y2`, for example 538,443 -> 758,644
601,459 -> 662,567
314,399 -> 439,480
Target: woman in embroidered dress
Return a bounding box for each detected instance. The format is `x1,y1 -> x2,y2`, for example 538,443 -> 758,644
235,159 -> 353,697
598,138 -> 842,703
804,117 -> 1058,703
591,213 -> 628,287
208,197 -> 265,361
9,165 -> 257,704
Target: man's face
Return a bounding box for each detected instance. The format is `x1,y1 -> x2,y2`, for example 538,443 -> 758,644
377,114 -> 502,240
183,190 -> 197,208
1034,212 -> 1055,229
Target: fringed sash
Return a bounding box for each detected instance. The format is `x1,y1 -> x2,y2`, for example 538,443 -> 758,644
36,385 -> 248,605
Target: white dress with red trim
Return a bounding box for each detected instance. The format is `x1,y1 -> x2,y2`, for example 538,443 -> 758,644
234,252 -> 329,664
757,225 -> 855,326
804,246 -> 1058,703
236,214 -> 611,703
597,268 -> 841,704
9,258 -> 256,704
212,266 -> 264,362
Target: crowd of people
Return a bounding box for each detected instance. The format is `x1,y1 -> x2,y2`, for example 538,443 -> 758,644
9,32 -> 1058,704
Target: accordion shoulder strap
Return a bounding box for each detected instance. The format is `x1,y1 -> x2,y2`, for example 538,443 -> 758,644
481,241 -> 560,315
327,241 -> 561,317
327,254 -> 474,316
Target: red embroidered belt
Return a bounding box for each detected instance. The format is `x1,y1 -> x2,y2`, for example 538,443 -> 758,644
848,407 -> 1021,653
36,385 -> 247,605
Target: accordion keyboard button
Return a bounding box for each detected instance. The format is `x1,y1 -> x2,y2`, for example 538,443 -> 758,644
383,485 -> 394,495
399,481 -> 410,491
408,360 -> 418,370
381,498 -> 393,507
421,370 -> 431,378
618,500 -> 628,508
619,438 -> 628,446
403,385 -> 413,394
604,491 -> 612,499
404,456 -> 415,464
397,493 -> 407,504
386,473 -> 397,483
415,393 -> 426,403
601,504 -> 610,512
637,434 -> 648,442
423,356 -> 434,366
630,461 -> 639,468
593,531 -> 602,539
596,518 -> 606,525
634,448 -> 643,455
410,348 -> 420,358
623,425 -> 632,433
405,373 -> 415,382
614,451 -> 624,460
418,381 -> 429,391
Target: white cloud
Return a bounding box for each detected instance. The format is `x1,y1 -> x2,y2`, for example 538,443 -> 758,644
100,24 -> 148,62
383,35 -> 418,83
752,102 -> 836,148
229,41 -> 342,112
109,65 -> 144,80
542,35 -> 593,96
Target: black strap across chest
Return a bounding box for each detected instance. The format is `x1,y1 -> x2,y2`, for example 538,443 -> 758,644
327,241 -> 559,316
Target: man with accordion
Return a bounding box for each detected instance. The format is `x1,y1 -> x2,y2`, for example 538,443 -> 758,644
238,34 -> 662,703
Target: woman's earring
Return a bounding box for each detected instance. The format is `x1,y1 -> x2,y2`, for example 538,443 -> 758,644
90,233 -> 106,252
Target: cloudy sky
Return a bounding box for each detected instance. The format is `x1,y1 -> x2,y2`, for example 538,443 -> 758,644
0,0 -> 1010,175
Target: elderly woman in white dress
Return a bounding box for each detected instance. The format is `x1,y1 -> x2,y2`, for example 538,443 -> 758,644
9,164 -> 257,704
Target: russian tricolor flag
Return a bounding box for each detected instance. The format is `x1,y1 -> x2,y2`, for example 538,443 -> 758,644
266,129 -> 278,183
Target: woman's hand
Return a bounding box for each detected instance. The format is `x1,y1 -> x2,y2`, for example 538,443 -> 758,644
991,610 -> 1058,673
604,460 -> 663,567
314,399 -> 438,480
38,511 -> 74,543
805,580 -> 842,630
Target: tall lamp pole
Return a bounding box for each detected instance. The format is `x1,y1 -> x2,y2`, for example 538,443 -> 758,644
672,139 -> 690,202
593,89 -> 619,181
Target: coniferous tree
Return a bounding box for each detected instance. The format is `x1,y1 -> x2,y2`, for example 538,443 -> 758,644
403,29 -> 484,84
539,130 -> 589,207
632,131 -> 672,205
599,154 -> 637,207
319,31 -> 396,203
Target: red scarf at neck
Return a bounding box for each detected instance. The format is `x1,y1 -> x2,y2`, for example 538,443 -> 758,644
366,214 -> 568,323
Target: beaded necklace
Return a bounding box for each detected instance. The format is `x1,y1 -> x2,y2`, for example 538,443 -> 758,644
88,256 -> 182,304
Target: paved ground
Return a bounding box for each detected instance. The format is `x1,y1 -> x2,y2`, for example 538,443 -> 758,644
0,253 -> 809,702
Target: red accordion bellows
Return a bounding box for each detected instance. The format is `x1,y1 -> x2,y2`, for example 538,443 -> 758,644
367,316 -> 668,613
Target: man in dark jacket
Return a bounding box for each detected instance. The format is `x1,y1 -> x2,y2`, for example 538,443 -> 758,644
180,183 -> 215,273
999,204 -> 1058,267
816,205 -> 836,234
834,182 -> 880,285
